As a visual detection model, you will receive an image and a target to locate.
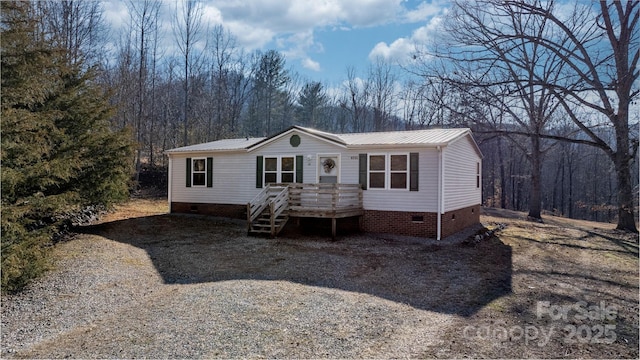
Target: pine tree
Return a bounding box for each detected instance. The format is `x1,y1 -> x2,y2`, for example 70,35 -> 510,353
298,81 -> 328,129
1,1 -> 133,293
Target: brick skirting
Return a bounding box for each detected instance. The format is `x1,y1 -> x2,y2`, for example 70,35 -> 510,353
172,201 -> 480,239
362,204 -> 480,239
171,202 -> 246,219
441,204 -> 481,238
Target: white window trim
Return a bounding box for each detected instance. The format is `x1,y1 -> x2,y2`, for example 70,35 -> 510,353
191,157 -> 207,187
367,153 -> 410,191
389,153 -> 410,190
263,155 -> 296,186
367,153 -> 387,190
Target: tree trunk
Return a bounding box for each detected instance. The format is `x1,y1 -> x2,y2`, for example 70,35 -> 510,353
528,135 -> 542,219
497,137 -> 507,209
614,150 -> 638,232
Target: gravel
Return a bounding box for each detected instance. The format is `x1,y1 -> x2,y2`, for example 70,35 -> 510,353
1,214 -> 467,359
6,201 -> 633,358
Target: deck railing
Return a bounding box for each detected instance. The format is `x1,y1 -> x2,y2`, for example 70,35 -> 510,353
248,183 -> 363,238
287,183 -> 363,216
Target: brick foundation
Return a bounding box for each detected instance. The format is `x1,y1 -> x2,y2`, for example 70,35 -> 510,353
362,204 -> 480,239
171,202 -> 246,219
440,204 -> 481,238
172,201 -> 480,239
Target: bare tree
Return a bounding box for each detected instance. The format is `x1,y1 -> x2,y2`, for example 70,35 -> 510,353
505,0 -> 639,231
343,66 -> 370,132
172,0 -> 204,146
128,0 -> 161,182
368,58 -> 398,131
208,25 -> 230,140
37,0 -> 107,66
417,0 -> 567,219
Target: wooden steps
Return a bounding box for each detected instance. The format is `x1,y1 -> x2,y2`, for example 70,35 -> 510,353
247,183 -> 364,239
247,185 -> 289,237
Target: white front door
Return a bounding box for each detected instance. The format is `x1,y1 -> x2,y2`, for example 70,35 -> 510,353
318,155 -> 339,183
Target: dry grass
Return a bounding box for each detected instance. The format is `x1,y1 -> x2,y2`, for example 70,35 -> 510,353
2,199 -> 637,358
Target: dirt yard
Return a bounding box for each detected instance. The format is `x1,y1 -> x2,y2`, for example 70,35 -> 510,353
2,199 -> 638,358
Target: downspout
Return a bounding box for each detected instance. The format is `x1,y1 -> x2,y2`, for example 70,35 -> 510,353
167,155 -> 172,212
437,146 -> 443,240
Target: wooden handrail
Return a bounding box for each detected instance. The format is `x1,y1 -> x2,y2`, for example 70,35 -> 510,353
248,184 -> 290,235
248,183 -> 361,237
287,183 -> 362,211
248,186 -> 270,223
271,186 -> 289,219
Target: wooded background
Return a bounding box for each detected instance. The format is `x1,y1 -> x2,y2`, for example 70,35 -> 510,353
6,0 -> 639,227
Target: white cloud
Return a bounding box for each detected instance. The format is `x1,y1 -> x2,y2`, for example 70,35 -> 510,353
280,30 -> 324,71
369,38 -> 414,63
224,21 -> 275,50
302,58 -> 321,72
210,0 -> 404,35
202,4 -> 223,26
101,0 -> 444,82
101,1 -> 129,31
339,0 -> 404,27
404,1 -> 441,22
368,14 -> 444,63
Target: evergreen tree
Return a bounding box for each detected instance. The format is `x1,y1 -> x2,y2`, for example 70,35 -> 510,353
252,50 -> 289,135
297,81 -> 328,129
1,1 -> 133,293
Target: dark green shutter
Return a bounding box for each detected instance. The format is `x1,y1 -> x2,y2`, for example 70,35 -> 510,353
206,157 -> 213,187
186,158 -> 192,187
358,154 -> 367,190
256,156 -> 263,188
295,155 -> 303,183
410,152 -> 419,191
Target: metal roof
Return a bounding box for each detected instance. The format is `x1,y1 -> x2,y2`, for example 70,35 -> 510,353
165,137 -> 265,153
165,126 -> 476,154
337,128 -> 470,147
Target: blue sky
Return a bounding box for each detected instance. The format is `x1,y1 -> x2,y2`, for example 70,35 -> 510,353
102,0 -> 448,87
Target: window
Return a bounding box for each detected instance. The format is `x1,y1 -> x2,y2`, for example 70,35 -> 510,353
390,154 -> 408,189
264,157 -> 278,184
192,158 -> 206,186
281,157 -> 294,183
476,162 -> 481,188
368,154 -> 409,190
186,157 -> 212,188
264,156 -> 296,184
368,155 -> 386,189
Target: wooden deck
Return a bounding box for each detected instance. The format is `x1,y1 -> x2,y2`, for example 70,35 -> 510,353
287,183 -> 364,218
247,183 -> 363,238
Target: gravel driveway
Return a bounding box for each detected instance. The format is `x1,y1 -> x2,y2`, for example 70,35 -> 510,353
3,199 -> 636,358
1,200 -> 504,358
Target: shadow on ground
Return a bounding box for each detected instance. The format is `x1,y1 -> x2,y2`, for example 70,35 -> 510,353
81,213 -> 512,316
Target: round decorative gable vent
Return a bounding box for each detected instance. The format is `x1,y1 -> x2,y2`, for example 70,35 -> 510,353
290,134 -> 301,147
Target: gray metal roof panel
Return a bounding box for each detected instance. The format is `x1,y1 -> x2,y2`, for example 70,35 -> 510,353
165,137 -> 265,153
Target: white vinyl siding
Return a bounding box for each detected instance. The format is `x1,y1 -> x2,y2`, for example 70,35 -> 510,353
358,148 -> 438,212
168,129 -> 480,213
443,136 -> 482,212
170,152 -> 258,205
256,131 -> 344,183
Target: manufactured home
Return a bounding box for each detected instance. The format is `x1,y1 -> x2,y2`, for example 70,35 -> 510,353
165,126 -> 482,240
